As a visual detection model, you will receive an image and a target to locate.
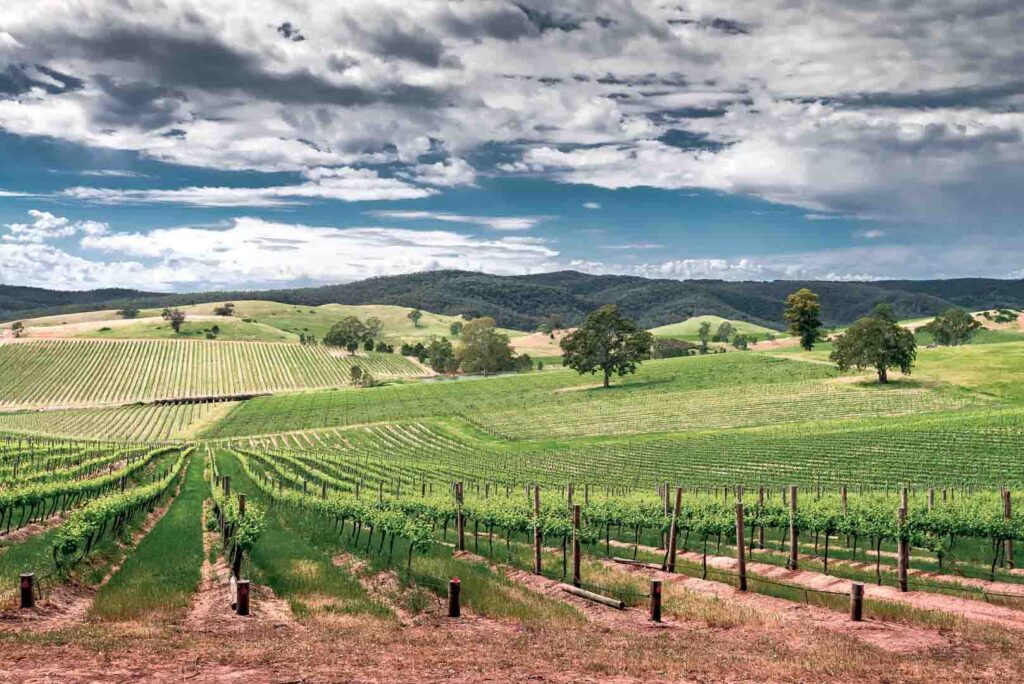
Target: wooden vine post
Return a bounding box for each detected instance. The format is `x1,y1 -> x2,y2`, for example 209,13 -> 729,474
757,486 -> 766,549
841,485 -> 849,547
735,503 -> 747,591
665,486 -> 682,572
448,578 -> 461,618
897,505 -> 909,592
1005,491 -> 1014,569
571,504 -> 582,588
455,482 -> 465,552
850,582 -> 864,621
533,484 -> 543,575
236,580 -> 250,616
19,573 -> 34,609
650,579 -> 662,622
787,485 -> 798,570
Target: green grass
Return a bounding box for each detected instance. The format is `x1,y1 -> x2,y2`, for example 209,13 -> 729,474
650,315 -> 783,340
79,318 -> 297,343
89,454 -> 204,622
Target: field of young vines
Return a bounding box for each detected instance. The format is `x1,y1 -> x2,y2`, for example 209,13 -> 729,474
3,333 -> 1024,682
0,339 -> 425,409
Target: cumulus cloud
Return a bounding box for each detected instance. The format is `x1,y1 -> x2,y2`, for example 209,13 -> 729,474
70,216 -> 559,288
3,209 -> 107,243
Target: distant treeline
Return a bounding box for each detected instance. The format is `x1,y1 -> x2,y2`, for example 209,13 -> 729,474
4,270 -> 1024,330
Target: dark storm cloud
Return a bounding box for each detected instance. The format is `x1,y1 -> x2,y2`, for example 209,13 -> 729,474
92,75 -> 187,130
71,27 -> 450,107
825,79 -> 1024,110
512,3 -> 583,33
0,63 -> 83,96
436,6 -> 533,41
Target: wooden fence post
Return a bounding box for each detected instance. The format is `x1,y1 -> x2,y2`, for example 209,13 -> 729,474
666,487 -> 682,572
448,578 -> 461,618
787,485 -> 798,570
850,582 -> 864,621
841,485 -> 849,547
533,485 -> 543,575
237,494 -> 246,517
572,504 -> 582,587
19,573 -> 34,609
650,579 -> 662,622
322,481 -> 328,499
223,476 -> 231,496
897,506 -> 909,592
1005,491 -> 1014,569
735,503 -> 747,591
236,580 -> 250,616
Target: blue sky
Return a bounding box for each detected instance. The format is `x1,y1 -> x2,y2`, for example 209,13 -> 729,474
1,1 -> 1023,291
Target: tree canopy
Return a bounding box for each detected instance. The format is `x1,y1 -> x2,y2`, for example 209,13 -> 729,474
323,316 -> 370,351
117,306 -> 140,319
829,316 -> 916,383
712,321 -> 736,342
161,308 -> 186,333
784,288 -> 824,351
456,317 -> 515,375
559,305 -> 653,388
407,308 -> 423,327
697,321 -> 711,355
923,308 -> 981,346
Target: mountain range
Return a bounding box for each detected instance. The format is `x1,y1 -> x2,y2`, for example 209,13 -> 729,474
4,271 -> 1024,331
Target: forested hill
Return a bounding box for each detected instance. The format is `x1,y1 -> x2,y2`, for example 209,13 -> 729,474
4,271 -> 1024,330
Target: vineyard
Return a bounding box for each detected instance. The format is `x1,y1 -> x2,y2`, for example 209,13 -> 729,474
0,339 -> 425,409
2,334 -> 1024,681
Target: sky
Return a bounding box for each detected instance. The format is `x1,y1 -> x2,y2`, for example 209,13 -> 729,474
0,0 -> 1022,291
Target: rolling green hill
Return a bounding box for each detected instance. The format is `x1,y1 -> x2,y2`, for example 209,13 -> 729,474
649,315 -> 783,340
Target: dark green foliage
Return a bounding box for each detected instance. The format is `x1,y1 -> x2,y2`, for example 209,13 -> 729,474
6,273 -> 1024,330
830,316 -> 917,383
213,302 -> 235,316
923,308 -> 982,346
560,305 -> 653,388
651,337 -> 697,358
711,321 -> 735,342
117,306 -> 140,319
456,317 -> 516,375
784,289 -> 823,351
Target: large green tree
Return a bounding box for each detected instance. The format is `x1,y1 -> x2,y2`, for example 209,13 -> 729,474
407,308 -> 423,328
784,289 -> 823,351
560,305 -> 653,388
324,316 -> 369,351
923,308 -> 981,346
456,317 -> 515,375
161,308 -> 186,334
830,316 -> 916,383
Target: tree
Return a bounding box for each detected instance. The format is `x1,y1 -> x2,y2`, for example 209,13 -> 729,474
830,316 -> 916,383
117,306 -> 140,319
560,305 -> 653,388
350,365 -> 363,384
456,317 -> 515,375
732,334 -> 748,350
324,316 -> 369,350
407,308 -> 423,328
712,321 -> 736,343
10,321 -> 24,338
449,321 -> 463,337
426,337 -> 457,374
364,317 -> 384,340
211,325 -> 221,336
784,288 -> 823,351
213,302 -> 235,316
161,308 -> 186,333
870,302 -> 897,323
651,338 -> 698,359
923,308 -> 981,346
697,321 -> 711,355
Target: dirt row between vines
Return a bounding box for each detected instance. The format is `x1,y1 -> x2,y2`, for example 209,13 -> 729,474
0,473 -> 185,633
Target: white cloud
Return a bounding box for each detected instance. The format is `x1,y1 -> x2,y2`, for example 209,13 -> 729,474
582,202 -> 601,210
858,229 -> 886,239
368,210 -> 541,231
2,210 -> 107,243
73,216 -> 559,288
62,167 -> 433,207
405,158 -> 477,187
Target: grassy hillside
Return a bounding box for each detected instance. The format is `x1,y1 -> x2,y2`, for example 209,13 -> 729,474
0,339 -> 425,410
650,315 -> 782,340
4,299 -> 523,342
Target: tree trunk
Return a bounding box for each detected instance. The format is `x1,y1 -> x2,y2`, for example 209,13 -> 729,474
603,368 -> 610,388
877,366 -> 888,383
